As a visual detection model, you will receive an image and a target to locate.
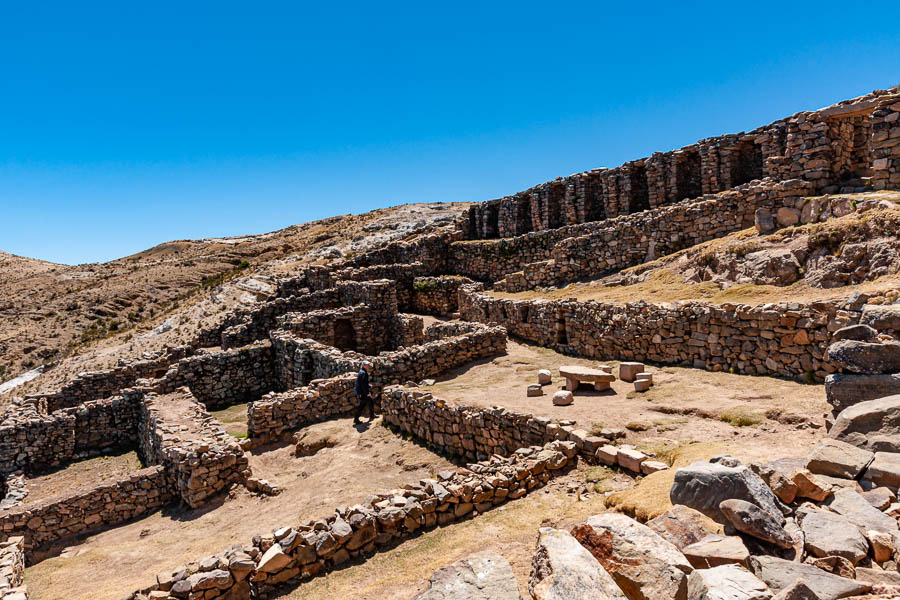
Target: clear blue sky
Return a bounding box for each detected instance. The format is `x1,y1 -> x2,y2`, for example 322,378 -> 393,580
1,2 -> 898,265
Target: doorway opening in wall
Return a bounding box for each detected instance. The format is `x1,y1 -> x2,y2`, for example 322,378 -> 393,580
731,140 -> 763,186
547,182 -> 565,229
484,205 -> 500,239
556,318 -> 568,345
516,194 -> 533,235
333,319 -> 357,352
584,172 -> 606,222
627,165 -> 650,213
675,150 -> 702,201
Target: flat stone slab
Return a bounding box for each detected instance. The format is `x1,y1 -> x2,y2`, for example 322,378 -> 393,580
682,534 -> 750,569
559,365 -> 616,391
415,551 -> 520,600
751,556 -> 870,599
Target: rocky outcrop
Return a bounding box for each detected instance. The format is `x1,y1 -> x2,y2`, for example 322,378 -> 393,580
670,460 -> 785,524
415,551 -> 520,600
529,528 -> 626,600
687,564 -> 772,600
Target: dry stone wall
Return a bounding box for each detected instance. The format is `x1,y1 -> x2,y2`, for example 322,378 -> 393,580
0,466 -> 173,556
411,276 -> 472,316
459,286 -> 862,380
0,537 -> 25,599
871,96 -> 900,190
217,290 -> 341,349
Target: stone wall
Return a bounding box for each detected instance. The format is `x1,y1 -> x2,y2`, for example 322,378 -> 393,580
0,467 -> 173,556
463,90 -> 892,241
459,286 -> 862,380
0,393 -> 142,474
423,321 -> 486,342
299,263 -> 428,311
127,440 -> 575,600
217,290 -> 341,349
138,390 -> 250,508
411,276 -> 471,316
871,96 -> 900,190
278,305 -> 403,356
154,342 -> 276,410
0,537 -> 25,598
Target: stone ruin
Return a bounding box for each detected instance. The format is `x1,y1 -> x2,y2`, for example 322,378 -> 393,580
1,87 -> 900,599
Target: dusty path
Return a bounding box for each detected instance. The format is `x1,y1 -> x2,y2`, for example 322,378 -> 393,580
26,418 -> 454,600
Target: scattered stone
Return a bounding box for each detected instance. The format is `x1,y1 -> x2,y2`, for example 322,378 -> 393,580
529,528 -> 627,600
825,488 -> 899,536
791,469 -> 833,502
619,362 -> 645,383
647,505 -> 724,550
682,535 -> 750,569
861,452 -> 900,488
687,564 -> 772,600
769,580 -> 819,600
750,556 -> 871,600
866,529 -> 897,563
634,379 -> 651,392
636,373 -> 653,385
719,499 -> 792,549
670,460 -> 785,525
861,487 -> 895,511
751,462 -> 799,504
552,391 -> 574,406
617,448 -> 648,473
804,439 -> 874,479
293,430 -> 336,457
573,513 -> 693,600
641,461 -> 669,475
538,369 -> 552,385
797,508 -> 868,565
527,384 -> 544,397
828,394 -> 900,452
415,551 -> 520,600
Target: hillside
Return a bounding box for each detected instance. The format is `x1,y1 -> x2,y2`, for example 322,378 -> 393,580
0,202 -> 468,393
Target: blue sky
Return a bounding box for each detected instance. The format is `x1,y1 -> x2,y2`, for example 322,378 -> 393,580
1,2 -> 898,265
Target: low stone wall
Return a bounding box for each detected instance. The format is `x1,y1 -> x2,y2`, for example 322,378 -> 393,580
248,374 -> 357,443
0,537 -> 25,598
8,346 -> 192,416
302,263 -> 428,310
423,321 -> 485,342
154,342 -> 276,410
460,286 -> 861,380
138,390 -> 250,508
0,473 -> 26,511
218,290 -> 341,349
395,314 -> 425,347
127,440 -> 575,600
0,466 -> 173,556
0,393 -> 142,474
411,276 -> 471,316
278,305 -> 399,356
494,178 -> 814,291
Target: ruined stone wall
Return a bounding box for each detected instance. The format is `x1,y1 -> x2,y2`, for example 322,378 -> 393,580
423,321 -> 485,342
301,263 -> 428,310
459,286 -> 861,380
871,96 -> 900,191
278,305 -> 392,355
463,90 -> 891,241
127,440 -> 574,600
138,390 -> 249,508
0,393 -> 142,474
0,467 -> 173,556
496,178 -> 815,291
339,231 -> 457,273
0,537 -> 25,597
411,276 -> 472,316
217,290 -> 342,349
394,313 -> 425,346
154,342 -> 276,409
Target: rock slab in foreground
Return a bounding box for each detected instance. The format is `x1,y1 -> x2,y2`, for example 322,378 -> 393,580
828,394 -> 900,453
415,550 -> 521,600
647,504 -> 724,550
529,527 -> 626,600
573,513 -> 692,600
687,564 -> 772,600
751,556 -> 870,600
670,461 -> 785,525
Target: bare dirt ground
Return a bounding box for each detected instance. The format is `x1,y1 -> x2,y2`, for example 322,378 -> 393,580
26,418 -> 455,600
23,451 -> 143,505
428,339 -> 827,467
0,202 -> 469,401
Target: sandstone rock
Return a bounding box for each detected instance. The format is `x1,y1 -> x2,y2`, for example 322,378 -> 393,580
414,550 -> 520,600
617,448 -> 647,473
751,462 -> 799,504
804,439 -> 874,479
742,249 -> 802,286
670,461 -> 785,525
719,499 -> 792,549
861,487 -> 895,511
527,384 -> 544,397
256,544 -> 291,574
803,556 -> 855,579
647,505 -> 723,550
831,325 -> 878,343
538,369 -> 552,385
825,374 -> 900,414
756,208 -> 776,234
825,488 -> 899,536
596,445 -> 618,466
559,365 -> 616,391
573,512 -> 693,600
529,528 -> 627,600
825,341 -> 900,374
687,564 -> 772,600
776,207 -> 800,227
636,373 -> 653,385
619,363 -> 645,383
866,529 -> 897,563
769,580 -> 819,600
797,509 -> 868,565
828,394 -> 900,452
553,391 -> 574,406
750,556 -> 870,599
855,567 -> 900,589
861,452 -> 900,488
791,469 -> 833,502
682,535 -> 750,569
641,460 -> 669,475
861,304 -> 900,332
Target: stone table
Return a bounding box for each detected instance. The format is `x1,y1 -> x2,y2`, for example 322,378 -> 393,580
558,365 -> 616,391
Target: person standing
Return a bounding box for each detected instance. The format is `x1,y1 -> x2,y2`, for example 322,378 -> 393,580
353,360 -> 374,424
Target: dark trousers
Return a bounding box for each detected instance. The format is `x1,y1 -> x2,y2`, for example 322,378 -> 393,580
354,394 -> 374,421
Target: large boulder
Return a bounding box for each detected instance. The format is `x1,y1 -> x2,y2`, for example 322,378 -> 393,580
687,564 -> 772,600
750,556 -> 870,599
796,509 -> 868,565
860,304 -> 900,333
415,551 -> 520,600
804,439 -> 874,479
825,373 -> 900,414
529,528 -> 626,600
830,324 -> 878,343
825,340 -> 900,374
719,499 -> 792,549
670,461 -> 786,525
647,505 -> 723,550
572,513 -> 692,600
828,394 -> 900,452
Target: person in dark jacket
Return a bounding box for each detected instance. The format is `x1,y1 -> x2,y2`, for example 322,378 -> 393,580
353,361 -> 374,424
